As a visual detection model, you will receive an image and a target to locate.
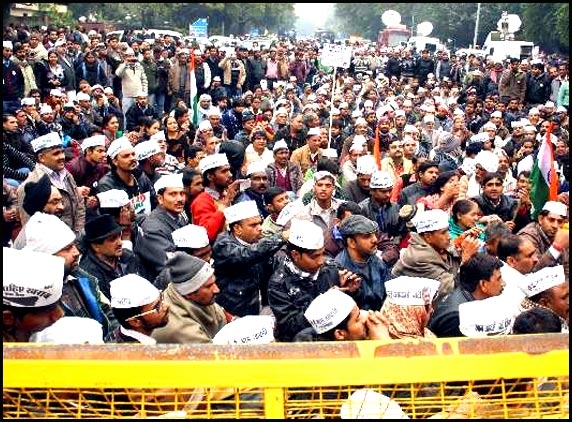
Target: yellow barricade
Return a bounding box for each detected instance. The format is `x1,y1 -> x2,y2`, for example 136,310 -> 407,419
3,333 -> 569,419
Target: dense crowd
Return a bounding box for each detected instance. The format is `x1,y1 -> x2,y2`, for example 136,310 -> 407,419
2,22 -> 569,351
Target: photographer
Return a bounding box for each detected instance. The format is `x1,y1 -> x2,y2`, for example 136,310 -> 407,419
115,47 -> 148,119
219,50 -> 246,100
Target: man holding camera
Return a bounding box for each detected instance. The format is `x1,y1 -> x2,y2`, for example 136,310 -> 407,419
115,47 -> 148,118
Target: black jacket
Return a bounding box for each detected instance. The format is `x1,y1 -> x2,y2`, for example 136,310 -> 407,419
427,287 -> 474,338
268,255 -> 366,342
212,231 -> 285,317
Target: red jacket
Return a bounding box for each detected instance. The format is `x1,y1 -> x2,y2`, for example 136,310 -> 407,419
190,191 -> 226,243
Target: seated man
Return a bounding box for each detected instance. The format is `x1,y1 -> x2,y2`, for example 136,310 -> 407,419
79,214 -> 141,300
428,253 -> 505,338
135,174 -> 187,281
518,265 -> 568,331
213,201 -> 286,318
517,201 -> 569,276
110,274 -> 170,343
335,214 -> 389,311
152,252 -> 227,344
3,247 -> 65,342
268,218 -> 363,342
392,209 -> 480,302
294,288 -> 387,342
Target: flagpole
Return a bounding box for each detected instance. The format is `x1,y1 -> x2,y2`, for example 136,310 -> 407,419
327,66 -> 337,149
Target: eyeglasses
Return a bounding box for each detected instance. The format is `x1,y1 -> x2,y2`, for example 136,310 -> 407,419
125,293 -> 164,321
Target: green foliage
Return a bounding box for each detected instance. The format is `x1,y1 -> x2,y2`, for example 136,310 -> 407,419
334,3 -> 567,52
34,3 -> 568,52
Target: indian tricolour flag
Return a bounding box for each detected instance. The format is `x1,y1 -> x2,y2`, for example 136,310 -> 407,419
189,50 -> 199,127
529,124 -> 558,218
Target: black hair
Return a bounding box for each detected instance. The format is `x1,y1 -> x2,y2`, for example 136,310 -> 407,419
496,234 -> 524,262
417,160 -> 439,175
3,301 -> 61,321
465,141 -> 483,156
459,253 -> 503,293
316,157 -> 340,175
336,201 -> 362,220
184,144 -> 203,162
263,186 -> 286,204
428,170 -> 459,195
182,167 -> 201,187
451,199 -> 478,224
480,171 -> 503,187
512,308 -> 562,334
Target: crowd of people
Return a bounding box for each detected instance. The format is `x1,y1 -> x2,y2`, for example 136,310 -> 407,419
2,22 -> 569,352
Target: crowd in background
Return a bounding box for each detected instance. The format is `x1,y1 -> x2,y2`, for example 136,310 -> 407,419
2,22 -> 569,350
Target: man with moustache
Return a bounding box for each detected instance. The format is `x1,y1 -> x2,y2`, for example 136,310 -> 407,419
16,132 -> 85,235
135,174 -> 188,282
95,136 -> 156,217
109,274 -> 170,344
212,201 -> 287,318
79,214 -> 142,300
22,212 -> 120,341
191,153 -> 240,244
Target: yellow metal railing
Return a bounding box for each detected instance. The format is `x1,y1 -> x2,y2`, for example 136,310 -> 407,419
3,333 -> 569,419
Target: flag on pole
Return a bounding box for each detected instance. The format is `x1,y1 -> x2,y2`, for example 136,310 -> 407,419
373,126 -> 382,170
189,50 -> 199,127
529,123 -> 559,219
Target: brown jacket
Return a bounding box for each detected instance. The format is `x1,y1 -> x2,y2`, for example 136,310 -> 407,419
392,232 -> 461,302
151,283 -> 227,344
290,144 -> 322,176
16,165 -> 85,235
517,222 -> 569,278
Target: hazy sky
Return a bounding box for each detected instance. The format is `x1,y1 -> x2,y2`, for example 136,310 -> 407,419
295,3 -> 335,34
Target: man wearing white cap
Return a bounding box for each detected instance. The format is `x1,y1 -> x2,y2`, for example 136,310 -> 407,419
517,201 -> 569,276
110,274 -> 169,343
3,247 -> 66,342
393,208 -> 480,302
171,223 -> 212,260
266,139 -> 304,196
234,160 -> 270,218
191,153 -> 241,243
125,90 -> 159,132
340,140 -> 365,184
95,136 -> 156,217
290,126 -> 323,176
268,219 -> 363,342
342,155 -> 377,204
65,134 -> 108,209
428,253 -> 505,338
464,150 -> 499,199
134,139 -> 165,185
359,170 -> 406,267
295,288 -> 387,342
518,265 -> 568,330
135,173 -> 188,281
16,132 -> 86,234
212,201 -> 287,318
115,49 -> 148,119
22,212 -> 120,341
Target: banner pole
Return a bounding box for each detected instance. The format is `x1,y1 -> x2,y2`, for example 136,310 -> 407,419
327,65 -> 337,149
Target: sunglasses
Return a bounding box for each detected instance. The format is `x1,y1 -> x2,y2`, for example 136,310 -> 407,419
125,293 -> 164,321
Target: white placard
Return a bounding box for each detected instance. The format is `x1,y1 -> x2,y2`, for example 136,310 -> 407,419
320,43 -> 353,69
